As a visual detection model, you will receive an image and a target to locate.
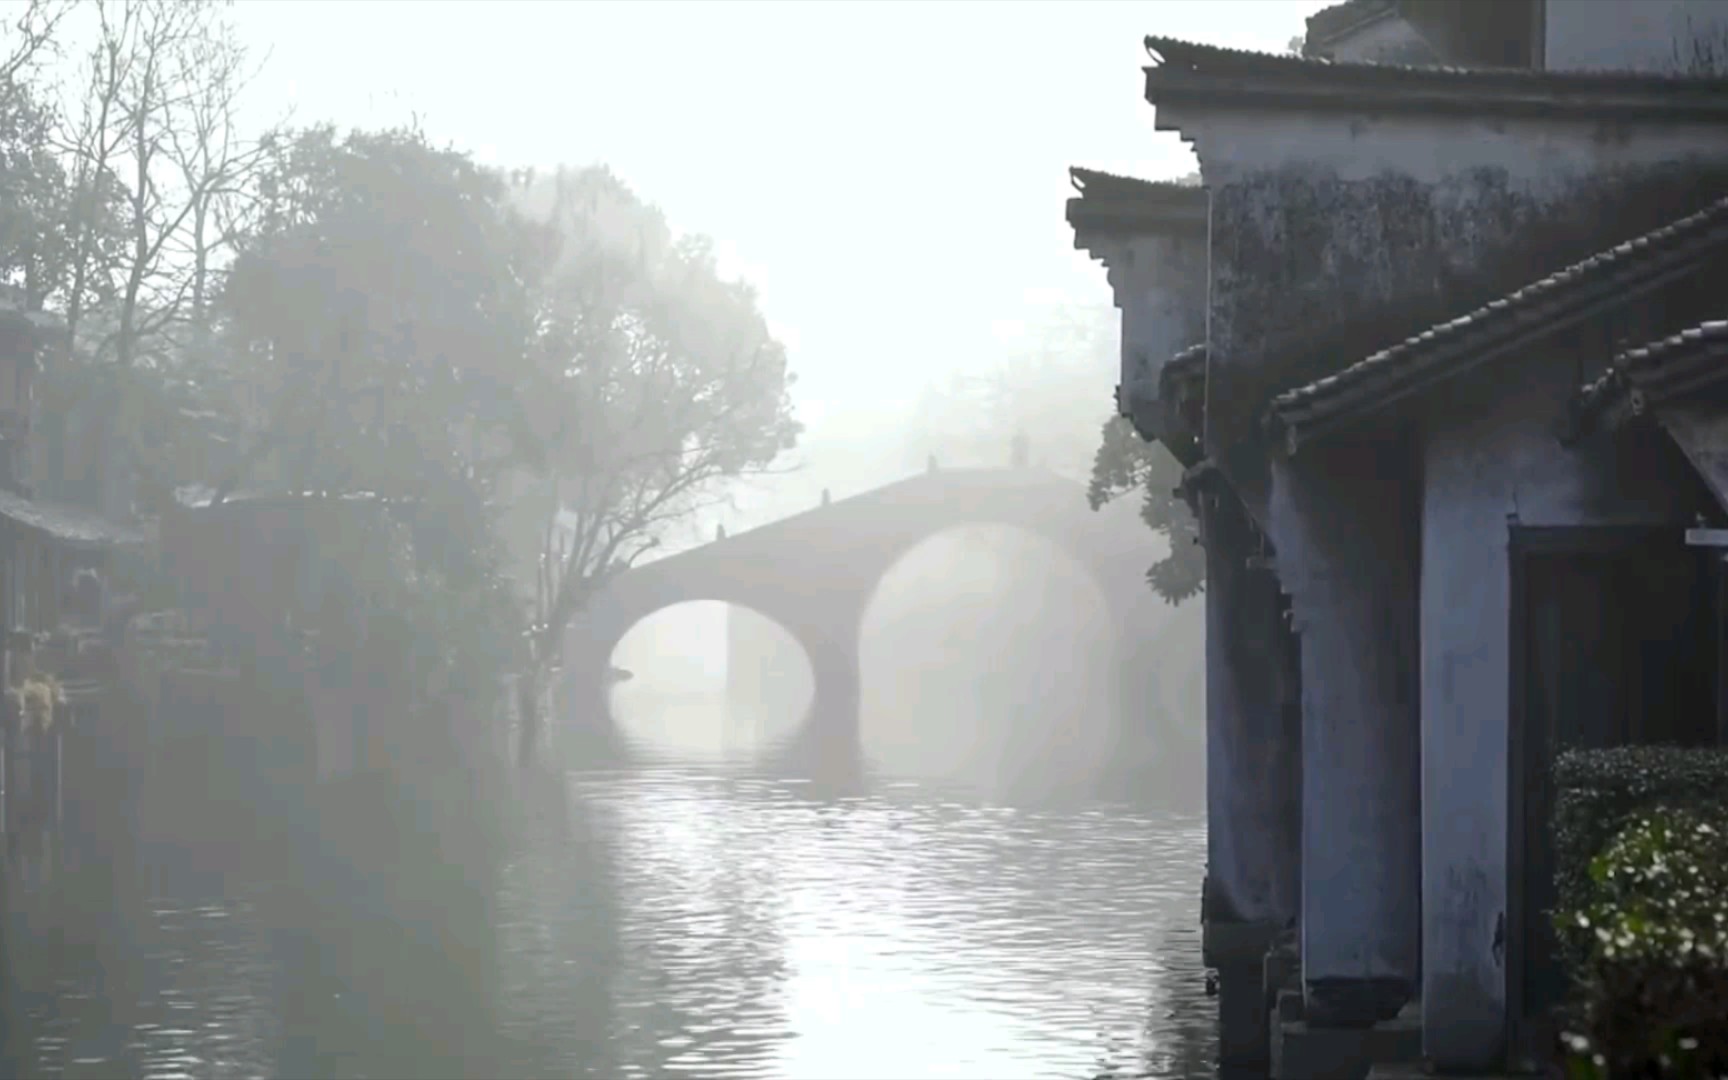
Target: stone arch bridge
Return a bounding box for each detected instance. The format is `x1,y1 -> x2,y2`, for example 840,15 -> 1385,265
558,467 -> 1178,758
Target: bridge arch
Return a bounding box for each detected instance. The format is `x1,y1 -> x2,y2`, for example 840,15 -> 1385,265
559,575 -> 864,759
557,468 -> 1172,763
601,598 -> 815,757
858,520 -> 1128,791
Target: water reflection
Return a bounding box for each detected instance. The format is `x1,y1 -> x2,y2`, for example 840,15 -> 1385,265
7,743 -> 1215,1079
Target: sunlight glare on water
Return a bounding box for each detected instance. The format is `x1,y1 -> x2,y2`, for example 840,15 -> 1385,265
494,760 -> 1213,1080
12,746 -> 1212,1080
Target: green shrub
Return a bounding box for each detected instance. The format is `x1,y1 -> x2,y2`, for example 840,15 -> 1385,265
1556,807 -> 1728,1078
1553,746 -> 1728,949
1552,746 -> 1728,1080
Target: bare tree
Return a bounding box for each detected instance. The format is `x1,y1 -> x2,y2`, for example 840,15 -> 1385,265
160,14 -> 278,327
510,166 -> 800,766
41,1 -> 279,515
0,0 -> 74,90
0,1 -> 88,312
58,0 -> 272,365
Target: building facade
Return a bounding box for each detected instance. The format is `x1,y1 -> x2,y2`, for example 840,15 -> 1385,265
1069,0 -> 1728,1074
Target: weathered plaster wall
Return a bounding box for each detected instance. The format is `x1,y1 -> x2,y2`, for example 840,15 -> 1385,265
1162,102 -> 1728,516
1546,0 -> 1728,74
1201,491 -> 1301,931
1088,230 -> 1209,440
1270,431 -> 1421,1019
1418,350 -> 1706,1068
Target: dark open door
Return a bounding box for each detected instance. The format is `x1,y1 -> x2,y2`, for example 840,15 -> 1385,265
1514,530 -> 1716,1027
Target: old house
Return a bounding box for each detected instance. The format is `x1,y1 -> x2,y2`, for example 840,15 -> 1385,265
1265,191 -> 1728,1073
1070,0 -> 1728,1075
0,296 -> 144,842
156,492 -> 414,790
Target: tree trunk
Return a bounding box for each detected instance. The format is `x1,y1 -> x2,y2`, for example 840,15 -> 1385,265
515,665 -> 543,769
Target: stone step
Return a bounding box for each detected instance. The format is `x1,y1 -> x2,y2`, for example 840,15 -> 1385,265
1273,1011 -> 1422,1080
1366,1065 -> 1542,1079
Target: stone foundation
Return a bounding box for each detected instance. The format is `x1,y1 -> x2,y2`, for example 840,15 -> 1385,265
1204,918 -> 1281,1070
1217,960 -> 1269,1070
1272,1001 -> 1422,1080
1367,1065 -> 1539,1079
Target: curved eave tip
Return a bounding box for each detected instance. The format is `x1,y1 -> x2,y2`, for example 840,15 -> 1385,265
1261,412 -> 1301,459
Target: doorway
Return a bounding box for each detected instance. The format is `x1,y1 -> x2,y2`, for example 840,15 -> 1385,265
1508,526 -> 1719,1044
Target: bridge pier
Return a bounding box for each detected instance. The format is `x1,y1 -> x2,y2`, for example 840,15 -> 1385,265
551,647 -> 626,767
774,620 -> 863,778
807,631 -> 860,740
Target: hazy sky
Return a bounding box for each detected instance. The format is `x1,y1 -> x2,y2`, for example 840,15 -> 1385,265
225,1 -> 1329,437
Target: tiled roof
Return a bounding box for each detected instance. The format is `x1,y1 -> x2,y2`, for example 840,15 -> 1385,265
1265,196 -> 1728,454
1571,320 -> 1728,435
0,488 -> 144,547
1299,0 -> 1396,44
1305,0 -> 1396,52
1143,35 -> 1728,118
1617,319 -> 1728,398
1066,167 -> 1206,237
1069,167 -> 1200,200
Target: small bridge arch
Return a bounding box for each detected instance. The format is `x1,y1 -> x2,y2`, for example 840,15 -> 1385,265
559,467 -> 1162,757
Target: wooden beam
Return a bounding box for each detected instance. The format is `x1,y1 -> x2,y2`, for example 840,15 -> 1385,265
1687,527 -> 1728,548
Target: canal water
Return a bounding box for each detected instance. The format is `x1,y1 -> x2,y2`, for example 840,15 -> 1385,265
4,524 -> 1213,1079
2,740 -> 1213,1079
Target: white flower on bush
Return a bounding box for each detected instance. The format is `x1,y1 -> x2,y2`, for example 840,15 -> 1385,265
1567,807 -> 1728,965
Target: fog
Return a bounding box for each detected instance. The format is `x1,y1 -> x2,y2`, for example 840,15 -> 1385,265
0,2 -> 1324,1078
608,303 -> 1205,803
615,525 -> 1124,793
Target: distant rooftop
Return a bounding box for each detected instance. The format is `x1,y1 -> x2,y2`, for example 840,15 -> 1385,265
1304,0 -> 1398,56
0,487 -> 144,547
1144,34 -> 1728,120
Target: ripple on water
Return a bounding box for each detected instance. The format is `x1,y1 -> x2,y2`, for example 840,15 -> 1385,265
15,763 -> 1213,1080
500,766 -> 1213,1080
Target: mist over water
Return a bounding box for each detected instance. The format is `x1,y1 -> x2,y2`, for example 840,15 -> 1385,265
8,722 -> 1213,1080
0,0 -> 1258,1073
503,770 -> 1213,1080
4,519 -> 1212,1080
612,525 -> 1134,802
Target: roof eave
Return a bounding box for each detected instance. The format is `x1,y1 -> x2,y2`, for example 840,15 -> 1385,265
1065,167 -> 1207,245
1267,301 -> 1577,456
1565,326 -> 1728,441
1066,199 -> 1208,243
1267,218 -> 1728,454
1144,71 -> 1728,122
1625,349 -> 1728,406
